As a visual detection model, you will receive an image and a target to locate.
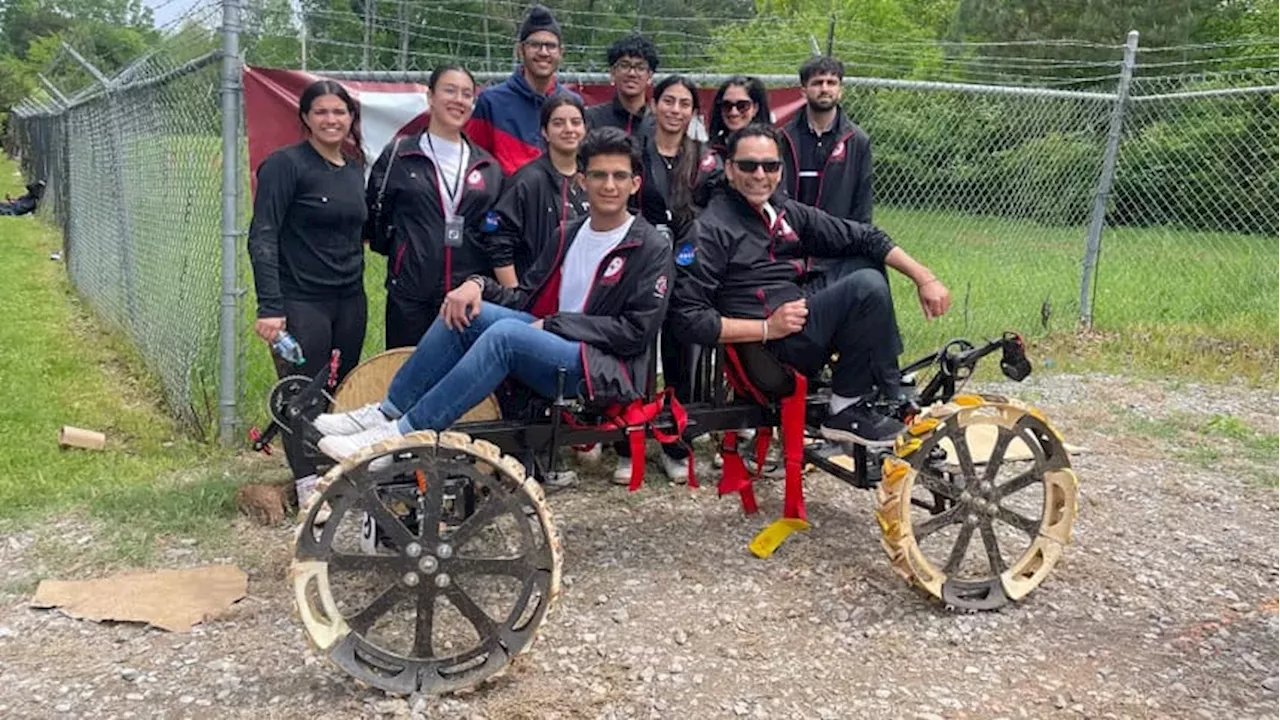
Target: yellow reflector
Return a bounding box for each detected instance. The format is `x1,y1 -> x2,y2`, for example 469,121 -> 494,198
748,518 -> 811,559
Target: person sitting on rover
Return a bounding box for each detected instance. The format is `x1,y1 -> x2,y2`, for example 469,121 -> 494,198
669,124 -> 952,447
312,127 -> 674,460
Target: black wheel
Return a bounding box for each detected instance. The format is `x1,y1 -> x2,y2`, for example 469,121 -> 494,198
292,430 -> 561,694
876,394 -> 1077,611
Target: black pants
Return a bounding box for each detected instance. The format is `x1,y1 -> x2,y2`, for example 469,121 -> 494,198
275,294 -> 368,478
385,291 -> 442,350
770,259 -> 903,398
615,323 -> 693,461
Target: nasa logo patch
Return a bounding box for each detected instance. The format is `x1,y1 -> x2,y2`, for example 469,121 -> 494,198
675,242 -> 696,267
480,210 -> 499,233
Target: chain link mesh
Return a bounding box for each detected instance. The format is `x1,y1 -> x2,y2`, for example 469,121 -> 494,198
6,2 -> 1277,435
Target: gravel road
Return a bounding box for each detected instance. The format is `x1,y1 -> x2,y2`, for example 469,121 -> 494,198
0,373 -> 1275,720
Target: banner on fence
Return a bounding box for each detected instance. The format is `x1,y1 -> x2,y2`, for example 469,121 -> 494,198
243,66 -> 806,184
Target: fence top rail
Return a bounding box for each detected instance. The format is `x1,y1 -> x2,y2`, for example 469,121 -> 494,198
317,69 -> 1121,101
1130,84 -> 1279,102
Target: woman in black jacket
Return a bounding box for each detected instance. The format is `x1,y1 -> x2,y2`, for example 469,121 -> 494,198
366,64 -> 504,348
247,79 -> 368,504
487,94 -> 588,286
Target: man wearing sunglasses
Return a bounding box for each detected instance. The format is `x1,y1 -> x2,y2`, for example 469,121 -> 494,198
314,128 -> 673,479
780,56 -> 872,224
585,33 -> 660,136
671,125 -> 951,446
467,4 -> 582,175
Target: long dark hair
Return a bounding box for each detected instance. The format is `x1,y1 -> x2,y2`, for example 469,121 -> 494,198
653,74 -> 703,228
298,79 -> 364,164
708,75 -> 770,151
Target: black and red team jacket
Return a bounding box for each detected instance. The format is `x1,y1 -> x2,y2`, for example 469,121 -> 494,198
476,215 -> 674,408
364,133 -> 504,303
669,187 -> 896,348
779,112 -> 874,224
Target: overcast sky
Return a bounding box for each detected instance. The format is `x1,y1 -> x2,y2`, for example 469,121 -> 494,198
143,0 -> 216,30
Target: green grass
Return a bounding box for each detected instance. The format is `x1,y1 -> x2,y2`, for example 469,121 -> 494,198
0,157 -> 251,567
1114,405 -> 1278,487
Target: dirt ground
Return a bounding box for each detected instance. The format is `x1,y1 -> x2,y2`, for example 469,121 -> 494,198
0,373 -> 1276,719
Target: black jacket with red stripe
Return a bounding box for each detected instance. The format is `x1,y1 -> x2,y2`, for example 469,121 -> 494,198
669,187 -> 895,347
364,133 -> 504,302
780,112 -> 873,223
485,154 -> 588,281
476,214 -> 674,408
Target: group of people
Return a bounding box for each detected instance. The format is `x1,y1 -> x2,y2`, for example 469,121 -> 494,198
248,4 -> 951,505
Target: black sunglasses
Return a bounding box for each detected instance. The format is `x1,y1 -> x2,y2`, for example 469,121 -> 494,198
731,159 -> 782,174
721,99 -> 753,114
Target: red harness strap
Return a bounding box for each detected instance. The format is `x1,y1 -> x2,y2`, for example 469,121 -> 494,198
717,346 -> 809,520
561,387 -> 696,491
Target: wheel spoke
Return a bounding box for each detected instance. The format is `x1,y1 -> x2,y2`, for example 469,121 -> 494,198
347,584 -> 406,634
416,466 -> 447,547
950,427 -> 977,480
915,469 -> 962,500
913,504 -> 962,539
941,523 -> 975,575
978,520 -> 1007,574
449,496 -> 508,546
991,469 -> 1040,501
361,491 -> 419,549
982,428 -> 1016,483
994,506 -> 1040,537
412,585 -> 438,657
444,584 -> 497,641
454,555 -> 536,579
328,551 -> 401,573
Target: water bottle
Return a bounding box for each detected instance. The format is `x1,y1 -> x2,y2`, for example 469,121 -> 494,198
272,330 -> 305,365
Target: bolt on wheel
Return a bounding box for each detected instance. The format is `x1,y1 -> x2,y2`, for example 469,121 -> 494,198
876,394 -> 1077,611
292,431 -> 561,695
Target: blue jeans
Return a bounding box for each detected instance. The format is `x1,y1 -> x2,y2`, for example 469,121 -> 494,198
380,302 -> 585,432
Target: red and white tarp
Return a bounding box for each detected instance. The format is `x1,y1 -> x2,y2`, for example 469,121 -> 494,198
243,66 -> 805,183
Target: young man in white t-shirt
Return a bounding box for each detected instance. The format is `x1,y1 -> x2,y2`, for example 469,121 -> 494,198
314,128 -> 674,471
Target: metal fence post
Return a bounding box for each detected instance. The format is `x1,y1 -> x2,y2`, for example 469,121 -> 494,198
219,0 -> 243,444
1079,30 -> 1139,329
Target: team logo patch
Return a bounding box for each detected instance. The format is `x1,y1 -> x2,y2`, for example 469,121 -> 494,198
699,153 -> 716,172
776,217 -> 799,241
675,242 -> 696,267
466,169 -> 485,190
654,274 -> 668,299
830,140 -> 846,161
601,256 -> 626,285
480,210 -> 499,233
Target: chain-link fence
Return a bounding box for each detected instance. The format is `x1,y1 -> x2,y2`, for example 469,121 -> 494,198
9,51 -> 228,436
6,0 -> 1277,439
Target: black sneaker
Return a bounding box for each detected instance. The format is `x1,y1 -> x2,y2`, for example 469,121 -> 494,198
820,403 -> 905,447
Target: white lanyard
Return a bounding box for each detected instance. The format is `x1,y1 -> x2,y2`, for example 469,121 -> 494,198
424,135 -> 469,221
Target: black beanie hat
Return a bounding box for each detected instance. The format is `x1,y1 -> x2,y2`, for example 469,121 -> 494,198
519,4 -> 562,41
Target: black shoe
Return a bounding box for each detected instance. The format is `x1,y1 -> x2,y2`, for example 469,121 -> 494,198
820,403 -> 905,447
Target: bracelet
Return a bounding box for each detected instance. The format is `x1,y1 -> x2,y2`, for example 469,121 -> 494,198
466,275 -> 486,291
761,318 -> 769,343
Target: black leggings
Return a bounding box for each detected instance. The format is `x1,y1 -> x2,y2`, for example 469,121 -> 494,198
274,294 -> 368,478
385,291 -> 442,350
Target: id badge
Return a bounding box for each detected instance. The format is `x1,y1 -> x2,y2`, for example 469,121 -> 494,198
444,216 -> 465,248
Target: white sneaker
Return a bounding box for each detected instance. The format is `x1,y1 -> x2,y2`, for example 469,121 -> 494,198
358,512 -> 384,554
313,403 -> 389,436
660,453 -> 690,485
318,420 -> 403,461
574,444 -> 602,465
612,456 -> 634,485
541,470 -> 578,489
294,474 -> 330,525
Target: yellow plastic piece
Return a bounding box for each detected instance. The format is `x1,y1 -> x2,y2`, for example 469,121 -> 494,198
952,394 -> 984,407
907,417 -> 940,436
748,518 -> 811,559
895,436 -> 923,458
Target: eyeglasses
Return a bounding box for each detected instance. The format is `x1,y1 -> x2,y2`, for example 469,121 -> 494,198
524,40 -> 561,53
584,169 -> 635,183
433,84 -> 475,101
721,99 -> 754,115
731,159 -> 782,174
613,60 -> 651,75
